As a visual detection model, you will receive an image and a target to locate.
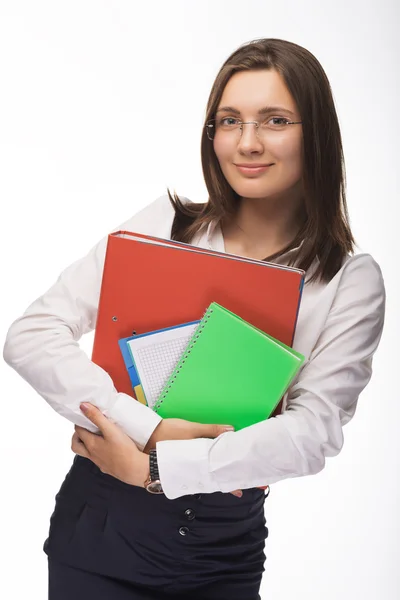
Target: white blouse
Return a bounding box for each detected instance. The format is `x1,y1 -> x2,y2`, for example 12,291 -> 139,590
3,195 -> 386,499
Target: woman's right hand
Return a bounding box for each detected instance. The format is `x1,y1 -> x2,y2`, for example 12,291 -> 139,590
143,417 -> 235,452
143,418 -> 243,497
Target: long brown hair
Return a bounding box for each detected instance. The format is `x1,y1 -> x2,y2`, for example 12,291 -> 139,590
168,38 -> 355,283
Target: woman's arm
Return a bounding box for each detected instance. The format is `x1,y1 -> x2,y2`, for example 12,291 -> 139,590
3,195 -> 174,451
155,254 -> 386,499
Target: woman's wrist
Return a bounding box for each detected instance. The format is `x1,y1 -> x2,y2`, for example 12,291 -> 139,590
139,451 -> 151,488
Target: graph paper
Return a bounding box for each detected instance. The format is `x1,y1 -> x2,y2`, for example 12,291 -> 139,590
127,323 -> 198,409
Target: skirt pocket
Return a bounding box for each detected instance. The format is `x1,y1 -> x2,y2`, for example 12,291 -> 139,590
43,457 -> 112,563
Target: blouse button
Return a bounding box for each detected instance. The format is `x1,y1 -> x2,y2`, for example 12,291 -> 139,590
179,527 -> 189,536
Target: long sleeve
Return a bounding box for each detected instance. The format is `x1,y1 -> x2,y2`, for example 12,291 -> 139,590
156,254 -> 386,499
3,195 -> 175,450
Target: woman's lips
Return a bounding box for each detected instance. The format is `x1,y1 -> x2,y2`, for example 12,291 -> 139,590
235,164 -> 273,175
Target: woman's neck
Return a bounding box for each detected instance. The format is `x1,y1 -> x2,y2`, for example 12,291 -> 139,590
221,191 -> 305,260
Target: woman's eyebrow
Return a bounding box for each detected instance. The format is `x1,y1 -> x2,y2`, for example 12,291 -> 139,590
215,105 -> 295,116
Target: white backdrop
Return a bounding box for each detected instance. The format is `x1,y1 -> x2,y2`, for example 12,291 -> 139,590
0,1 -> 398,598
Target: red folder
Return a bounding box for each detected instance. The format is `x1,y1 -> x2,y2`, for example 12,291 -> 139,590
91,231 -> 305,416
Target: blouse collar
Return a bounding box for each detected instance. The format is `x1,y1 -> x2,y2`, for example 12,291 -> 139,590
205,218 -> 303,266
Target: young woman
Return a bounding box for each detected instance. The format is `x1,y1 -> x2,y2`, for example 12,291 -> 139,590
3,38 -> 385,599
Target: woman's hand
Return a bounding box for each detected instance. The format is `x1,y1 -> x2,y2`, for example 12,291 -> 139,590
71,404 -> 268,498
143,418 -> 244,498
143,419 -> 235,453
72,402 -> 149,488
144,418 -> 269,498
72,403 -> 244,497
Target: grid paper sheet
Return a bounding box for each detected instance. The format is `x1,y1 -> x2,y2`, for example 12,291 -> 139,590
127,323 -> 198,409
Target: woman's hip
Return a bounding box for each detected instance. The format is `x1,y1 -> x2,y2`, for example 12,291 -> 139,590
44,455 -> 268,596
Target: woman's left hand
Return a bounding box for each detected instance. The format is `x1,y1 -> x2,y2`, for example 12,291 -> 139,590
72,402 -> 251,499
72,402 -> 149,488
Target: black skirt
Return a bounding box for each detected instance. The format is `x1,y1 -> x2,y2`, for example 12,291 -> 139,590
44,455 -> 269,599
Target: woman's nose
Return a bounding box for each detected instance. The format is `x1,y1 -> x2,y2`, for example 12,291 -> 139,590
237,122 -> 264,152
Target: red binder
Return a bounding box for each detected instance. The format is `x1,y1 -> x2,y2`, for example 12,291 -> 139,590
91,231 -> 305,416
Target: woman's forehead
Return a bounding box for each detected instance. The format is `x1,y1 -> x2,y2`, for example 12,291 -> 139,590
218,69 -> 297,115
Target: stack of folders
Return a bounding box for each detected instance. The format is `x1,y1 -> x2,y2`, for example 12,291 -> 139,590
119,302 -> 305,431
92,229 -> 305,401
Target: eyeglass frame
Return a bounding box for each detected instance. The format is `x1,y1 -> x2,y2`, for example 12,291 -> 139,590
205,117 -> 303,141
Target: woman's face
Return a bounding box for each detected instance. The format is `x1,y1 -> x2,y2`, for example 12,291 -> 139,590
213,69 -> 303,202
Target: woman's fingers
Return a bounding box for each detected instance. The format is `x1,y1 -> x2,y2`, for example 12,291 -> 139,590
71,431 -> 90,459
144,418 -> 235,453
79,403 -> 116,439
194,422 -> 235,438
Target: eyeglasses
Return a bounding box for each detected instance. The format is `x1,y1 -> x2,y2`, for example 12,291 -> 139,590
205,116 -> 302,141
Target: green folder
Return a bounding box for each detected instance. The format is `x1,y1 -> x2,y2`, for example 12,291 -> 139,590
153,302 -> 305,430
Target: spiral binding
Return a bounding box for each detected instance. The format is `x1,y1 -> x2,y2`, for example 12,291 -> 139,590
153,304 -> 215,412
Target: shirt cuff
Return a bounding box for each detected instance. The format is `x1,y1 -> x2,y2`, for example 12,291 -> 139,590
105,392 -> 162,451
156,437 -> 222,499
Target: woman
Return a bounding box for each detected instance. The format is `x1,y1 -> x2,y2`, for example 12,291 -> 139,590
3,38 -> 385,599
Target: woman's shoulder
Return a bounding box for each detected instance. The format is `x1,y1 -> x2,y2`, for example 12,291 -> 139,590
334,251 -> 385,303
341,252 -> 383,282
307,252 -> 385,309
115,193 -> 196,239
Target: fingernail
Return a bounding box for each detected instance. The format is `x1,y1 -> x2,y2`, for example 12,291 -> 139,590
235,491 -> 243,498
223,426 -> 235,432
80,403 -> 90,413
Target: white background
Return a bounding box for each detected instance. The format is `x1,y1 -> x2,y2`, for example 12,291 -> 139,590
0,1 -> 398,598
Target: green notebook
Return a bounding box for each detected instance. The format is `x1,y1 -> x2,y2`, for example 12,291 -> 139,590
153,302 -> 305,430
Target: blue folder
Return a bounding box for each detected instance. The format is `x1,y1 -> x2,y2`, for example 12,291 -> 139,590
118,320 -> 200,406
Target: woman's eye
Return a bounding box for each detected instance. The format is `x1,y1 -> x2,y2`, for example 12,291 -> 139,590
269,117 -> 289,126
220,117 -> 240,126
